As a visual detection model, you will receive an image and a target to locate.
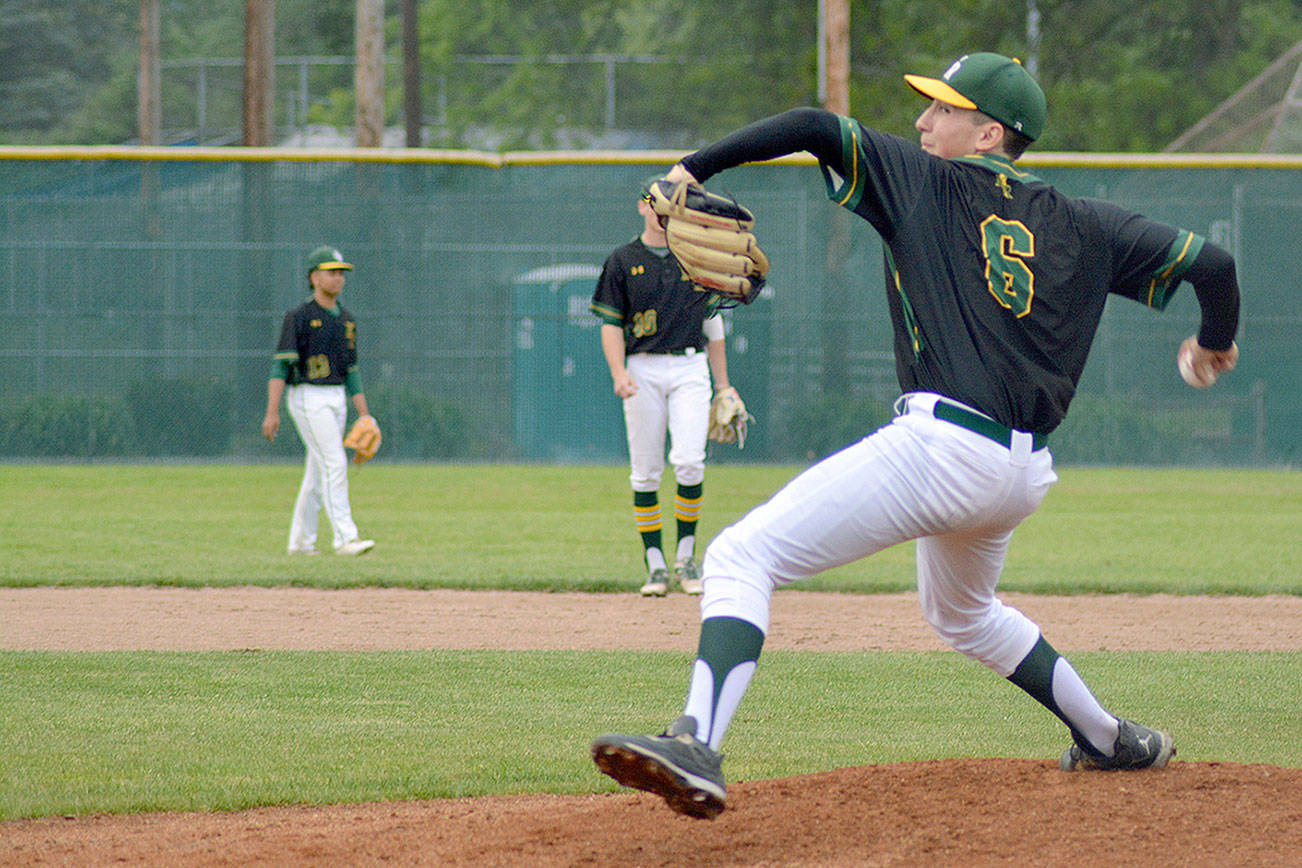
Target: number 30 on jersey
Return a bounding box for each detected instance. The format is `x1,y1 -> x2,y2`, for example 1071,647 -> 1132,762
979,215 -> 1035,318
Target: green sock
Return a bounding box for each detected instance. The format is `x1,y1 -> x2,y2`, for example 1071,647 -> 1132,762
686,616 -> 765,748
632,490 -> 662,566
1008,635 -> 1090,750
675,482 -> 702,557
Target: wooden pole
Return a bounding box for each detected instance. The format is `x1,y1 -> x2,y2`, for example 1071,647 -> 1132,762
242,0 -> 275,147
137,0 -> 161,145
402,0 -> 421,147
822,0 -> 849,116
355,0 -> 385,147
820,0 -> 852,395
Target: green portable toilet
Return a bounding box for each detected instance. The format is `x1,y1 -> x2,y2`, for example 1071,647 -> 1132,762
512,264 -> 625,461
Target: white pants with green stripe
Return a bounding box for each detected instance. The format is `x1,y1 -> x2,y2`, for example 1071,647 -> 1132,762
700,392 -> 1058,676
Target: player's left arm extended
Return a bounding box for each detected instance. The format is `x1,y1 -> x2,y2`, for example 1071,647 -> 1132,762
675,107 -> 845,184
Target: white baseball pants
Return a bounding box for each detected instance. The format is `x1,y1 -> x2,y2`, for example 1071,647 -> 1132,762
285,383 -> 360,553
700,392 -> 1058,676
622,351 -> 711,491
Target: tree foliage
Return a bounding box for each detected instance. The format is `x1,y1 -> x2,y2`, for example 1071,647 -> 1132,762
0,0 -> 135,137
3,0 -> 1300,151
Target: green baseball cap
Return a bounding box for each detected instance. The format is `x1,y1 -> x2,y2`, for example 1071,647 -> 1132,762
905,52 -> 1046,141
305,245 -> 353,273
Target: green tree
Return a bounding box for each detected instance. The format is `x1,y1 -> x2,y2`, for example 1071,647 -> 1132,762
0,0 -> 134,138
2,0 -> 1300,151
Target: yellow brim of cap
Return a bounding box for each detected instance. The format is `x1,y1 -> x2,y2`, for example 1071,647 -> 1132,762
904,74 -> 978,110
316,262 -> 353,270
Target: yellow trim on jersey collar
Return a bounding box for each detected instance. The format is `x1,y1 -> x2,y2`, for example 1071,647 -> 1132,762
955,153 -> 1040,183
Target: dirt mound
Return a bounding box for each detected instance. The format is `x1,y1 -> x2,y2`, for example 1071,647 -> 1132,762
4,759 -> 1297,867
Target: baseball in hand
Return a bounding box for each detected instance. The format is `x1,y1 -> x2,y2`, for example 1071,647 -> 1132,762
1177,338 -> 1217,388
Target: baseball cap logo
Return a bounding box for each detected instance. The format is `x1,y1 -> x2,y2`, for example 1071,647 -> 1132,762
943,56 -> 968,81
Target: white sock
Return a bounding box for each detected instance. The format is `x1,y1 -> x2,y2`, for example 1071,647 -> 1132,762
676,536 -> 695,563
1053,658 -> 1120,756
644,548 -> 667,572
684,658 -> 757,751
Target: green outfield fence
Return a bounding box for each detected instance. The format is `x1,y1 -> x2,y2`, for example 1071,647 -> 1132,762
0,146 -> 1299,466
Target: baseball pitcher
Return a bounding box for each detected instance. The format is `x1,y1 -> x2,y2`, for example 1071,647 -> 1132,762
593,53 -> 1240,819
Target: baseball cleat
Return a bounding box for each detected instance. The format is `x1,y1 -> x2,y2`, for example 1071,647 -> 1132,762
1060,718 -> 1175,771
335,539 -> 376,556
674,557 -> 703,595
287,547 -> 319,556
592,715 -> 726,819
640,568 -> 670,597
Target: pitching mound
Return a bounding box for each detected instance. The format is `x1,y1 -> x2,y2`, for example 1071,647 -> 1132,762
4,759 -> 1298,866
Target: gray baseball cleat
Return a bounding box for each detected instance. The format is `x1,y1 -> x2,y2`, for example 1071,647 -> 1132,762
1060,718 -> 1175,771
592,715 -> 727,819
640,568 -> 670,597
674,556 -> 703,595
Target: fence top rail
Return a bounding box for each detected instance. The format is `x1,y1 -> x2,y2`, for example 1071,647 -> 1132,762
0,145 -> 1299,170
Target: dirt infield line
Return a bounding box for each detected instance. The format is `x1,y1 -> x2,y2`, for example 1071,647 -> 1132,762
2,586 -> 1299,651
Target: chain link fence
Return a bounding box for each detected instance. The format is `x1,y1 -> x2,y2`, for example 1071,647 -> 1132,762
1,151 -> 1297,466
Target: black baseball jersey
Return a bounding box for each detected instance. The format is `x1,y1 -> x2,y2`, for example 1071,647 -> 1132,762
683,108 -> 1213,434
590,238 -> 713,354
273,299 -> 358,386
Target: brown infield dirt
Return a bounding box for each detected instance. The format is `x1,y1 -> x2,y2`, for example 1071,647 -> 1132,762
2,587 -> 1300,867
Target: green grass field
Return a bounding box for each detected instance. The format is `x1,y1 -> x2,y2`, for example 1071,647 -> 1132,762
1,464 -> 1299,821
3,464 -> 1299,593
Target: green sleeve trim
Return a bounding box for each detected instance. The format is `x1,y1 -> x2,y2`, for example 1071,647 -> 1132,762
883,246 -> 923,358
1145,230 -> 1205,310
590,300 -> 623,326
820,115 -> 865,211
270,355 -> 295,380
345,367 -> 363,396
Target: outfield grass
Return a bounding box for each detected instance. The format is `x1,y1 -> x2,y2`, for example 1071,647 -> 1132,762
1,649 -> 1297,821
2,463 -> 1298,821
2,464 -> 1299,593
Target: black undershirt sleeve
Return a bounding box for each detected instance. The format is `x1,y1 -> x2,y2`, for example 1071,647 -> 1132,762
681,107 -> 846,182
1181,242 -> 1241,351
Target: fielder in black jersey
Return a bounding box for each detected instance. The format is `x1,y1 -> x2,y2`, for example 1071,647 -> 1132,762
262,245 -> 377,557
593,53 -> 1241,818
591,237 -> 710,357
274,298 -> 358,389
591,180 -> 736,597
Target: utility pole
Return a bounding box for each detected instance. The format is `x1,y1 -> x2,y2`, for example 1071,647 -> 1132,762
402,0 -> 421,147
137,0 -> 160,145
1026,0 -> 1041,79
818,0 -> 852,395
819,0 -> 850,115
355,0 -> 385,147
242,0 -> 275,146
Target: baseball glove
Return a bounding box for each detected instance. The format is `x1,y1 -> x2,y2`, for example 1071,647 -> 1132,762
343,415 -> 381,464
708,387 -> 754,448
647,179 -> 770,306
